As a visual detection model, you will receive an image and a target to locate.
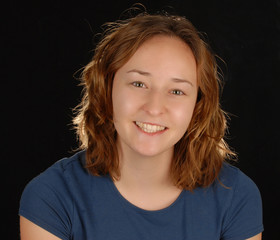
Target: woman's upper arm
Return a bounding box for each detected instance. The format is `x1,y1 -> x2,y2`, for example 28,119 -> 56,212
221,168 -> 263,239
19,161 -> 73,239
246,232 -> 262,240
20,216 -> 62,240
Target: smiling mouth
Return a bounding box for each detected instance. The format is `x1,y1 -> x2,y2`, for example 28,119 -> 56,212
135,121 -> 167,133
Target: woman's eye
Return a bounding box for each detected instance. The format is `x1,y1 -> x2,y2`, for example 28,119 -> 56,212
171,89 -> 184,95
132,82 -> 145,88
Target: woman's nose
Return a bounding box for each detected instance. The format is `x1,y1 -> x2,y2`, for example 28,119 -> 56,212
142,90 -> 166,116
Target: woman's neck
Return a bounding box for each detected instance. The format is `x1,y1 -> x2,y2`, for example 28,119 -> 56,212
113,142 -> 182,211
115,141 -> 175,191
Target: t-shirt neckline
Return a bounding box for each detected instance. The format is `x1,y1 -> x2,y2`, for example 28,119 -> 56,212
106,175 -> 185,215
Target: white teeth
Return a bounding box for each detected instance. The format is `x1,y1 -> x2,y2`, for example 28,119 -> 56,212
135,121 -> 166,133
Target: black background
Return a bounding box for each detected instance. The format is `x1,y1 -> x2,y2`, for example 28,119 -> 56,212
4,0 -> 279,239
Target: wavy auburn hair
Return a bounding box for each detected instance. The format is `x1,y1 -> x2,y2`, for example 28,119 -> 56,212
73,12 -> 235,190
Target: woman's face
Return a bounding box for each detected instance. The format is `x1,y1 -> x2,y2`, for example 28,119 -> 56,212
112,35 -> 198,159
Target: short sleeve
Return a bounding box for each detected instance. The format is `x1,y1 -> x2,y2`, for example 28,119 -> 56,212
221,170 -> 264,240
19,164 -> 73,240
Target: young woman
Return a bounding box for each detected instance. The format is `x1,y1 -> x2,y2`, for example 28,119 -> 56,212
19,12 -> 264,240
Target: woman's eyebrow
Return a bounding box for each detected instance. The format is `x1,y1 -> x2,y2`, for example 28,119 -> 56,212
171,78 -> 193,87
127,69 -> 193,87
126,69 -> 151,76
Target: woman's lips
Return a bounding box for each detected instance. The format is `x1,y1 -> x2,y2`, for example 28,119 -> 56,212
135,121 -> 167,133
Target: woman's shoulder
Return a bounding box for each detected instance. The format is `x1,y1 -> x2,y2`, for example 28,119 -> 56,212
19,151 -> 89,214
189,162 -> 263,239
216,163 -> 263,238
47,150 -> 86,173
19,150 -> 91,239
29,150 -> 87,185
218,162 -> 260,193
191,161 -> 261,202
192,162 -> 262,215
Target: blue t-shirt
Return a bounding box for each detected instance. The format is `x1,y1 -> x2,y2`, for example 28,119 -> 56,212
19,151 -> 263,240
